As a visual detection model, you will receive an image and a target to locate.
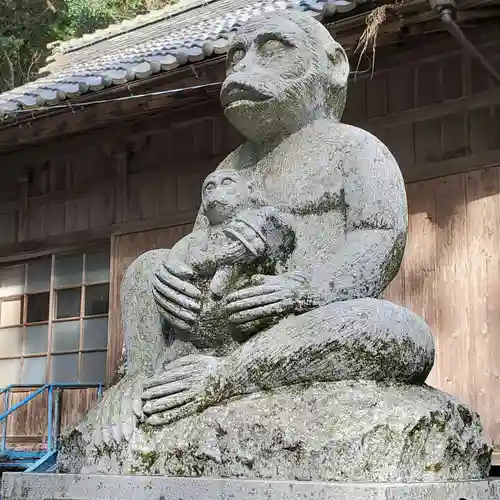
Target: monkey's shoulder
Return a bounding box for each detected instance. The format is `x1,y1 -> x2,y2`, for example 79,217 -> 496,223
214,120 -> 398,210
306,120 -> 395,160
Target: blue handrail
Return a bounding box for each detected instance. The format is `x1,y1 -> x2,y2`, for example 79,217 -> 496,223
0,383 -> 103,463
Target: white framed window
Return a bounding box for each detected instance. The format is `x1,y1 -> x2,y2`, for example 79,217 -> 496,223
0,248 -> 110,387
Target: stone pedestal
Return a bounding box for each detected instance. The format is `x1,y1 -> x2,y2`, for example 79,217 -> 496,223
2,473 -> 500,500
59,381 -> 491,482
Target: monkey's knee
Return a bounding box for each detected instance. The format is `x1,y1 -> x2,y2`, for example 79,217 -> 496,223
313,298 -> 435,384
121,249 -> 171,374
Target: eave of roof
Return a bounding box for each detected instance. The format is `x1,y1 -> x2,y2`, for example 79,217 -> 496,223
0,0 -> 369,119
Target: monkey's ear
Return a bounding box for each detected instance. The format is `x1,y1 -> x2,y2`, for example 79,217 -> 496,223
325,41 -> 349,87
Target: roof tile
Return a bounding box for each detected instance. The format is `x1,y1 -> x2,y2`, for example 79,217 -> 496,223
0,0 -> 364,117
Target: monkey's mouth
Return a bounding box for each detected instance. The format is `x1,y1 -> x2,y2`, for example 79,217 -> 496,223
220,82 -> 271,108
205,200 -> 227,209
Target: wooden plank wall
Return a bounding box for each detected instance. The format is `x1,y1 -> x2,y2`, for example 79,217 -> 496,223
0,108 -> 240,247
343,38 -> 500,183
384,166 -> 500,457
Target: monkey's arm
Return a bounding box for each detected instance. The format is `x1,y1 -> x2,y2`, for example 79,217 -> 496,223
223,132 -> 407,326
305,132 -> 407,304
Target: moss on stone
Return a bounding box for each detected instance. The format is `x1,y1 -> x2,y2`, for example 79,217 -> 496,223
130,450 -> 160,475
425,463 -> 443,472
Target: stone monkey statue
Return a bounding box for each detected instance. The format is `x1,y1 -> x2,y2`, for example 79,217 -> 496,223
86,9 -> 434,439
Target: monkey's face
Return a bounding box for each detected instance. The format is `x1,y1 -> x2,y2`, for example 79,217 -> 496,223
220,11 -> 350,142
220,15 -> 319,141
201,170 -> 254,225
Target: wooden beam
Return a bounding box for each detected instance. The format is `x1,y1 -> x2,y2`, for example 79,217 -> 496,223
110,209 -> 198,236
403,149 -> 500,183
0,99 -> 223,165
357,87 -> 500,131
25,177 -> 118,207
338,10 -> 439,52
0,199 -> 19,215
0,91 -> 221,153
17,178 -> 28,242
0,209 -> 199,263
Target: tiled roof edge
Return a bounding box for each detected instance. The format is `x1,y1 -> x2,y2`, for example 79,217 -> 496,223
0,0 -> 368,120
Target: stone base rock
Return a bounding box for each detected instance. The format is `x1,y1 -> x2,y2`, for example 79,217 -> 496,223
3,474 -> 500,500
58,381 -> 491,482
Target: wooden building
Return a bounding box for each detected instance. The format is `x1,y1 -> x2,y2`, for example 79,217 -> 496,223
1,0 -> 500,463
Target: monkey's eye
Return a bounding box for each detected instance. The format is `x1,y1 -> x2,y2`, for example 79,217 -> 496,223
204,182 -> 216,191
229,48 -> 246,67
221,178 -> 235,186
259,39 -> 288,54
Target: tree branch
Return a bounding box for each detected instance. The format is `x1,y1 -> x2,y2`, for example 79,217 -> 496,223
1,46 -> 16,90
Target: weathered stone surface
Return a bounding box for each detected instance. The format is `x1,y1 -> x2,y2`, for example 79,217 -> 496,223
4,474 -> 500,500
56,9 -> 492,484
58,381 -> 491,481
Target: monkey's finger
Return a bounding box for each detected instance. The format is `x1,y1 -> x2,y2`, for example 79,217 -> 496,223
155,266 -> 201,299
164,354 -> 207,369
225,291 -> 287,314
104,386 -> 122,442
229,301 -> 290,324
153,280 -> 201,312
153,289 -> 197,323
120,390 -> 136,441
142,369 -> 189,391
111,423 -> 122,445
142,380 -> 191,401
91,428 -> 103,447
143,392 -> 196,416
223,240 -> 244,251
101,425 -> 114,447
132,398 -> 145,422
145,402 -> 197,427
143,366 -> 200,392
164,260 -> 196,280
120,388 -> 133,423
226,284 -> 284,302
159,309 -> 192,332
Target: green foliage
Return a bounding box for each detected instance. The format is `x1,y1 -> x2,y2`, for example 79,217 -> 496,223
56,0 -> 149,39
0,0 -> 176,93
0,0 -> 59,91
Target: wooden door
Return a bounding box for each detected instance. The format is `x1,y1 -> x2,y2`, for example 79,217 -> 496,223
107,223 -> 193,383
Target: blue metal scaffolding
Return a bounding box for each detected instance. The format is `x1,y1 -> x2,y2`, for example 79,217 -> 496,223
0,383 -> 103,473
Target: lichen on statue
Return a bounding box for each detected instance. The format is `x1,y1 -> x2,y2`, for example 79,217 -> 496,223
88,9 -> 436,439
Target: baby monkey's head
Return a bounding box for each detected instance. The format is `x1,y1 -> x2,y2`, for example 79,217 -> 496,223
201,169 -> 258,225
